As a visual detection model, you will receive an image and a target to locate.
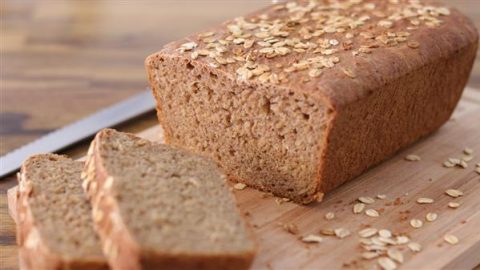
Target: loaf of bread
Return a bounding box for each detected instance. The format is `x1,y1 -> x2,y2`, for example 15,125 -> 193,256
14,154 -> 107,270
82,129 -> 256,270
146,0 -> 478,203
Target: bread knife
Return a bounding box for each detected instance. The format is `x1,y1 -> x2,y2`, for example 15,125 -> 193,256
0,90 -> 156,178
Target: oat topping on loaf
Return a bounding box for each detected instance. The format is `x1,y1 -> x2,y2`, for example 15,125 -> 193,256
176,0 -> 451,84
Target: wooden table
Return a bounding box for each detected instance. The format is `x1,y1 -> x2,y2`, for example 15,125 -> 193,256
1,1 -> 479,269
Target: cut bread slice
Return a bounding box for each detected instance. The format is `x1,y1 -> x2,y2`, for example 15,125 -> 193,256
82,129 -> 256,270
15,154 -> 108,270
7,186 -> 18,223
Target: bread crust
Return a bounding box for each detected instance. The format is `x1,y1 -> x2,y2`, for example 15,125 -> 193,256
83,129 -> 255,270
146,0 -> 479,204
7,186 -> 18,223
15,154 -> 108,270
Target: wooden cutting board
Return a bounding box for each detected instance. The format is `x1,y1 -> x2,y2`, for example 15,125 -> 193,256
4,89 -> 480,269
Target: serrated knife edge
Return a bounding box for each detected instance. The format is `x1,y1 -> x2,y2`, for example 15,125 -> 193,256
0,89 -> 156,178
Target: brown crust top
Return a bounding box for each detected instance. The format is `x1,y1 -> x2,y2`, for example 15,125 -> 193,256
152,0 -> 478,107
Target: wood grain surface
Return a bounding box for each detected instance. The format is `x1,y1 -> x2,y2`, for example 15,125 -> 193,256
1,1 -> 480,269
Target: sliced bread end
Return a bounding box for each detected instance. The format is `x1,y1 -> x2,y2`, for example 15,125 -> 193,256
83,129 -> 256,270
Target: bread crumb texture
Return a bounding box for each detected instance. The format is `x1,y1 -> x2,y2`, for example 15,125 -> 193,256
96,130 -> 255,254
19,154 -> 104,259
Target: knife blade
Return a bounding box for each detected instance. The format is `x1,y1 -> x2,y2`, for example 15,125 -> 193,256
0,89 -> 156,178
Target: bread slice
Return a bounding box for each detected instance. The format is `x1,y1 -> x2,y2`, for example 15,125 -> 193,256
7,186 -> 18,223
82,129 -> 256,270
15,154 -> 107,270
145,0 -> 478,204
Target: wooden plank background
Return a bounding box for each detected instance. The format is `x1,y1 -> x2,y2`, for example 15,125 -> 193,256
1,1 -> 480,269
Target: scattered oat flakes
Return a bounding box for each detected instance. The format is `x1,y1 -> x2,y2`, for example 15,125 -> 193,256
379,229 -> 392,238
334,228 -> 351,239
445,189 -> 463,198
366,209 -> 379,217
359,228 -> 378,238
308,68 -> 322,78
459,160 -> 468,169
275,197 -> 290,205
462,155 -> 474,162
476,167 -> 480,175
378,20 -> 394,28
233,183 -> 247,190
353,203 -> 366,214
378,257 -> 397,270
342,68 -> 356,78
243,39 -> 255,49
358,196 -> 375,204
371,237 -> 387,247
437,7 -> 451,16
443,161 -> 455,168
301,234 -> 323,243
408,242 -> 422,252
320,228 -> 335,236
378,236 -> 396,246
426,212 -> 438,222
464,147 -> 474,155
396,236 -> 410,245
407,41 -> 420,49
377,194 -> 387,200
364,244 -> 387,252
360,238 -> 373,246
448,202 -> 460,209
387,249 -> 404,263
362,252 -> 380,260
325,212 -> 335,220
410,219 -> 423,229
444,234 -> 459,245
448,158 -> 461,165
416,197 -> 434,204
180,42 -> 197,51
405,154 -> 421,161
283,223 -> 299,235
320,229 -> 335,236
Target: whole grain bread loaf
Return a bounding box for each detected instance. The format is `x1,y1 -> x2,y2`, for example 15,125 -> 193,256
82,129 -> 256,270
145,0 -> 479,204
15,154 -> 108,270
